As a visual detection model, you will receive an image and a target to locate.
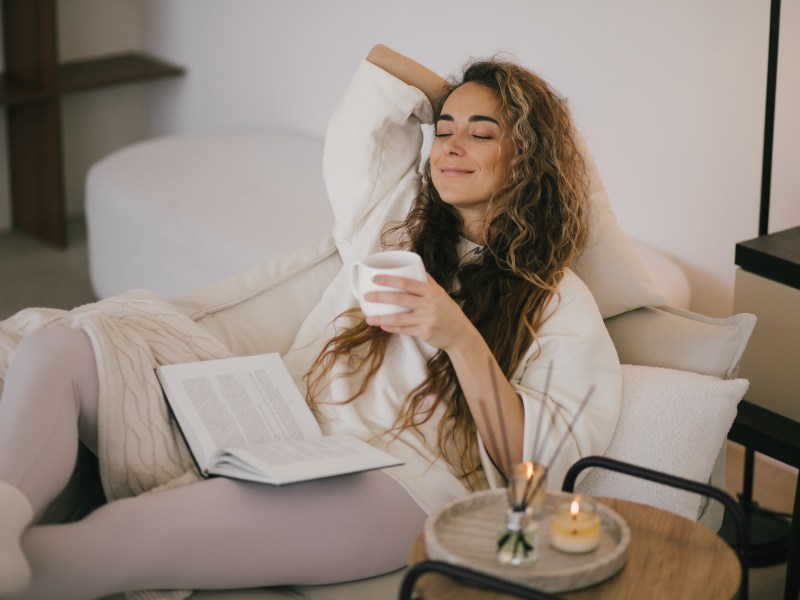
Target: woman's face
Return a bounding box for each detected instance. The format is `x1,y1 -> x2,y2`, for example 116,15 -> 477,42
430,82 -> 514,219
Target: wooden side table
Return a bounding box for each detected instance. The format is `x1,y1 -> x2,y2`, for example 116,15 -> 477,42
407,497 -> 741,599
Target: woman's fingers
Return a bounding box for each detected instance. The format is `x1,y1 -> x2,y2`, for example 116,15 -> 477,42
364,274 -> 435,307
363,274 -> 472,351
370,273 -> 430,293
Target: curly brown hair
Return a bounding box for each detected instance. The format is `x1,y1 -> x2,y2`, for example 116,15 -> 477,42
306,57 -> 590,488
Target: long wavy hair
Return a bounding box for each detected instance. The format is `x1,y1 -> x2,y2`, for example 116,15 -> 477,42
306,57 -> 590,488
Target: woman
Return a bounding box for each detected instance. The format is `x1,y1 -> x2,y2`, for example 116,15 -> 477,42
0,45 -> 621,599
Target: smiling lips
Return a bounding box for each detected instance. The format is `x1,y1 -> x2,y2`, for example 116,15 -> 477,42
439,167 -> 475,176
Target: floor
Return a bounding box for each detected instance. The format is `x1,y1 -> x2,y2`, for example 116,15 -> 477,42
0,214 -> 797,598
0,214 -> 97,319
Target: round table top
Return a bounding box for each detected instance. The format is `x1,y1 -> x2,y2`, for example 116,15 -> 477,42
407,496 -> 741,600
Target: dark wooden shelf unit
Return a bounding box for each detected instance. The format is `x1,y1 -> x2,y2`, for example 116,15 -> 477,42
58,52 -> 184,96
1,0 -> 185,246
735,226 -> 800,291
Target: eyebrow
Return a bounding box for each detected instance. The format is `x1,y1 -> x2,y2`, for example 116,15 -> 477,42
438,114 -> 501,126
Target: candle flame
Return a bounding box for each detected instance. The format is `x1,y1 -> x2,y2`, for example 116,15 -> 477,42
525,462 -> 534,479
570,497 -> 581,516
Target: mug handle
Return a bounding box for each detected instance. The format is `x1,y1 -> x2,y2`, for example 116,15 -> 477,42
349,261 -> 364,301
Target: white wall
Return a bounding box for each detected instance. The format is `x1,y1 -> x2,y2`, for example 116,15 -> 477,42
57,0 -> 148,219
2,1 -> 795,319
770,0 -> 800,235
138,0 -> 798,317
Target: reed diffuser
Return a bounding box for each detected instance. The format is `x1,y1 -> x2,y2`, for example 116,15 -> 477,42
481,360 -> 594,566
495,461 -> 545,565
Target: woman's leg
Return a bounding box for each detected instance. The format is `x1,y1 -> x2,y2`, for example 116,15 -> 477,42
0,326 -> 99,513
18,471 -> 427,600
0,327 -> 99,595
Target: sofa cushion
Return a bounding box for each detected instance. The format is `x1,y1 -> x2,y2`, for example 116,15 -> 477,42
604,305 -> 756,379
602,305 -> 755,528
576,364 -> 748,521
172,236 -> 342,358
570,130 -> 669,318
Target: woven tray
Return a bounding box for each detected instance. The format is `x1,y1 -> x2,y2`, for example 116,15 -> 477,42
424,489 -> 630,593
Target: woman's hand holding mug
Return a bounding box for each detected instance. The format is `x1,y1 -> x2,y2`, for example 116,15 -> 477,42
349,251 -> 426,316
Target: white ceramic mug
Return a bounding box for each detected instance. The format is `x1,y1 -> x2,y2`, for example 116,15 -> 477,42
349,250 -> 426,316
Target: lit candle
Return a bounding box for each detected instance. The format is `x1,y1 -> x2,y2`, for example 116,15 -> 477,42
509,461 -> 547,516
549,496 -> 601,553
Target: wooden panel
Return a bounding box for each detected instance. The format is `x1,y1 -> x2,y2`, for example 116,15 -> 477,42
58,53 -> 185,95
2,0 -> 63,245
0,0 -> 184,246
0,74 -> 50,105
2,0 -> 58,86
734,269 -> 800,423
7,99 -> 66,245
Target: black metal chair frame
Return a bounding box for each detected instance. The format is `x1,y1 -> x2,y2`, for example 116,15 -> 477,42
398,559 -> 559,600
562,456 -> 750,600
398,455 -> 750,600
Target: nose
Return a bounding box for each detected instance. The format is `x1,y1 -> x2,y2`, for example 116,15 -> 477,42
442,133 -> 465,155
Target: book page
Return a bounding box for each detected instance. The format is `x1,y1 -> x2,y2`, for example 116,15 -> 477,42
209,435 -> 403,485
158,353 -> 322,467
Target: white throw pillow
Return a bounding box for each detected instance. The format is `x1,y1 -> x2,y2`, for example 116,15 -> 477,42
570,129 -> 669,318
604,305 -> 757,379
576,364 -> 748,521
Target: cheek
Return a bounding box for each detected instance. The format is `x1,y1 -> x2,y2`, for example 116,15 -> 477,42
491,147 -> 514,181
494,157 -> 511,181
483,153 -> 507,182
429,144 -> 444,166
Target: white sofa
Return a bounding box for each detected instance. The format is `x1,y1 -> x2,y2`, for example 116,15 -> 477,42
80,131 -> 755,600
86,131 -> 690,308
86,131 -> 335,301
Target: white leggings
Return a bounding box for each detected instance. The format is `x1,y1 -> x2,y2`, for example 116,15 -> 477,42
0,327 -> 427,600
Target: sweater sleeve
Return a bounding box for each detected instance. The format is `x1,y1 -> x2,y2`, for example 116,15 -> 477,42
322,60 -> 433,263
479,270 -> 622,491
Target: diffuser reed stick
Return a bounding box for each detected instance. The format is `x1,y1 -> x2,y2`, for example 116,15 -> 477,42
488,359 -> 515,479
520,385 -> 595,509
529,360 -> 554,465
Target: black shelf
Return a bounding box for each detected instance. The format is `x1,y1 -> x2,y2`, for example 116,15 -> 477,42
729,401 -> 800,469
735,226 -> 800,290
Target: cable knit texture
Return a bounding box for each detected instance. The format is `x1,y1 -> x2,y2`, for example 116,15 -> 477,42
0,289 -> 235,600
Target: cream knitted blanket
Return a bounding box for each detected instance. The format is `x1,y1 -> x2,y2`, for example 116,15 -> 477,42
0,289 -> 235,599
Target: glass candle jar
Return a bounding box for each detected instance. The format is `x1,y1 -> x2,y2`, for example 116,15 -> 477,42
549,496 -> 601,554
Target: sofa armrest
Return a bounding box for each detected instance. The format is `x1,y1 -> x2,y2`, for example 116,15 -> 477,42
171,236 -> 342,357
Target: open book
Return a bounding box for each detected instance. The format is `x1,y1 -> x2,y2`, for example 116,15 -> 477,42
156,353 -> 402,485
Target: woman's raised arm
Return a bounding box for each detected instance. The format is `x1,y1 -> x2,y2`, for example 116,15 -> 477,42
366,44 -> 447,106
